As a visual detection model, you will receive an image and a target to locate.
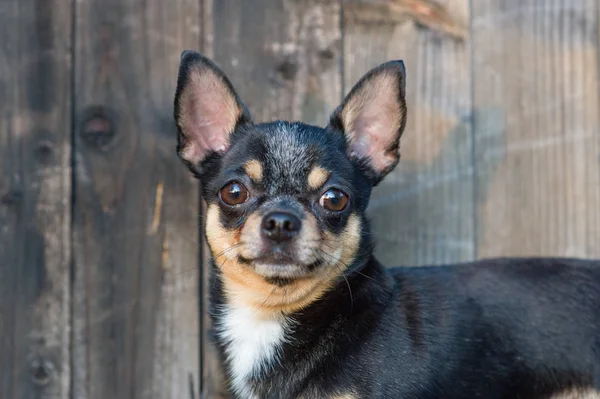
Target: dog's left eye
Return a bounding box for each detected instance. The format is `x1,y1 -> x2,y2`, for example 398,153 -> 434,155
319,189 -> 349,212
219,181 -> 249,206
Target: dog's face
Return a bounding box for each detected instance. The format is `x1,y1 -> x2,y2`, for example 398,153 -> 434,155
174,51 -> 406,313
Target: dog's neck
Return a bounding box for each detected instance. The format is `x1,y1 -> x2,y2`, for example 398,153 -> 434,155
209,256 -> 393,398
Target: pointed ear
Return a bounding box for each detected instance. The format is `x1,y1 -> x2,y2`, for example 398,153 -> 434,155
328,60 -> 407,185
174,50 -> 251,173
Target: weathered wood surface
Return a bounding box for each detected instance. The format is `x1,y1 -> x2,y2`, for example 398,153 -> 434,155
212,0 -> 342,124
0,0 -> 73,398
344,0 -> 477,266
472,0 -> 600,258
71,0 -> 201,398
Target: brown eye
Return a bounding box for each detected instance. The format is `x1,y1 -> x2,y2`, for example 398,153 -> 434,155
219,181 -> 249,206
319,189 -> 349,212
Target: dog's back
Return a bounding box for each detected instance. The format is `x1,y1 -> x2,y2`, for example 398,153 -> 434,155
367,258 -> 600,398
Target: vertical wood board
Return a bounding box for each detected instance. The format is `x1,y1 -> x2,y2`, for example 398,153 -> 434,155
0,0 -> 72,397
472,0 -> 600,258
71,0 -> 201,398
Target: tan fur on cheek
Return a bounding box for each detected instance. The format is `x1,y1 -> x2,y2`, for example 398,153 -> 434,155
307,166 -> 329,190
243,159 -> 263,183
205,204 -> 237,259
323,214 -> 361,270
205,206 -> 271,306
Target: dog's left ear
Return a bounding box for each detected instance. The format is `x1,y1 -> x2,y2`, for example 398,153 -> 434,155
328,61 -> 407,185
174,50 -> 251,174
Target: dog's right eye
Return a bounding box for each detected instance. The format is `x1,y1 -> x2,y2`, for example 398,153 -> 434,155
219,181 -> 249,206
319,188 -> 349,212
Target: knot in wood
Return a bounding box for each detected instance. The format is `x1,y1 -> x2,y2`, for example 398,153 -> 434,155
318,48 -> 335,60
34,140 -> 55,164
29,358 -> 54,386
1,190 -> 22,206
80,106 -> 116,150
276,59 -> 298,80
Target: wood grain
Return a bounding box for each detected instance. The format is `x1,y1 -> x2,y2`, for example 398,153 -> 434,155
344,0 -> 476,266
472,0 -> 600,259
71,0 -> 201,398
212,0 -> 342,125
344,0 -> 468,40
0,0 -> 72,397
204,0 -> 343,396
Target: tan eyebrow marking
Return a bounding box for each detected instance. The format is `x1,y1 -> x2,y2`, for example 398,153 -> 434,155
307,166 -> 329,190
243,159 -> 263,182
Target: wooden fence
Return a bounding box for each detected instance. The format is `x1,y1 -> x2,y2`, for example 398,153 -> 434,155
0,0 -> 598,398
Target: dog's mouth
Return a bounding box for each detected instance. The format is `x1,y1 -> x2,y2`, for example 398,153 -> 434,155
238,253 -> 324,281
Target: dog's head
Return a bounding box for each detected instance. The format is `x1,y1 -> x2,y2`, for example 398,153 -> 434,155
174,51 -> 406,313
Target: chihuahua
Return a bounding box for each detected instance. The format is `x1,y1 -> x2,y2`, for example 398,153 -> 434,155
174,51 -> 600,399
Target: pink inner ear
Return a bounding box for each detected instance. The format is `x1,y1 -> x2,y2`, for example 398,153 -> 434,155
343,73 -> 403,173
178,68 -> 241,165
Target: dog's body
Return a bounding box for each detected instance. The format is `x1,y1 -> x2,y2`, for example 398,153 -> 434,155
174,51 -> 600,398
211,257 -> 600,399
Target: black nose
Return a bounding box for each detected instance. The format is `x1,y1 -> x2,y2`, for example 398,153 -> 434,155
261,211 -> 301,242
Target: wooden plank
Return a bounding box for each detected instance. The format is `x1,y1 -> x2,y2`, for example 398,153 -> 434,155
204,0 -> 343,396
71,0 -> 201,398
0,0 -> 72,398
344,0 -> 476,266
472,0 -> 600,259
211,0 -> 342,125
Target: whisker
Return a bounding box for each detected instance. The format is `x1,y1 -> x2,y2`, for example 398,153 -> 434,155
335,262 -> 354,313
213,242 -> 244,259
345,268 -> 378,283
254,286 -> 277,315
314,248 -> 382,287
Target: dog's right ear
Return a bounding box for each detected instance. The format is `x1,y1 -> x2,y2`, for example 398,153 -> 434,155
328,60 -> 406,186
174,50 -> 251,174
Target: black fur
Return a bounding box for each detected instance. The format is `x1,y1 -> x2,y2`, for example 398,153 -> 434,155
175,51 -> 600,399
210,257 -> 600,399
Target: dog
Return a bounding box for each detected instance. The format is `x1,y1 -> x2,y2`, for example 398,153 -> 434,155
174,50 -> 600,399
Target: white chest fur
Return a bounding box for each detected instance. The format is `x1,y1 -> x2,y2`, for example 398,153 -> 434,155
217,305 -> 289,398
